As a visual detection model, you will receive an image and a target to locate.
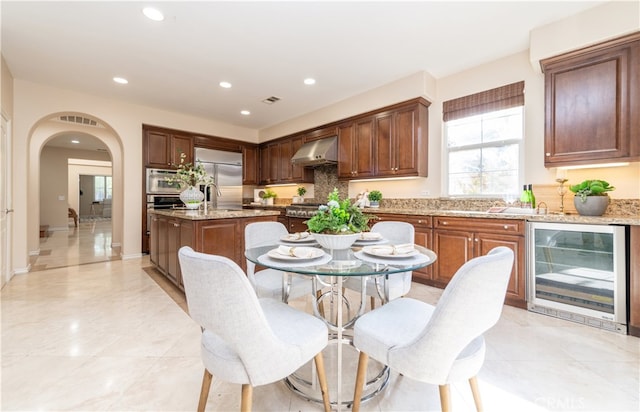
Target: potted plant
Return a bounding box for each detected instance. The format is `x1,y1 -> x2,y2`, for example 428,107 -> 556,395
261,188 -> 277,205
293,186 -> 306,204
169,152 -> 209,209
367,190 -> 382,208
306,188 -> 370,249
569,179 -> 615,216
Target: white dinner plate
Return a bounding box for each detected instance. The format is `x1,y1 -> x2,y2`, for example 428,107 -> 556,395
357,232 -> 384,241
362,244 -> 419,258
279,233 -> 316,243
267,247 -> 325,261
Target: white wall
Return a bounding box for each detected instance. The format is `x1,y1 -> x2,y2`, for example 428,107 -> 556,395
68,161 -> 112,217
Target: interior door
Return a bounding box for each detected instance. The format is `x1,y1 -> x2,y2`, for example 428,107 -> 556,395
1,114 -> 12,287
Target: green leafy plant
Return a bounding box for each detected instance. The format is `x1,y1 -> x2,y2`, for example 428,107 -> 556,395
367,190 -> 382,202
297,186 -> 307,196
261,188 -> 277,199
306,188 -> 370,234
169,152 -> 211,187
569,179 -> 615,202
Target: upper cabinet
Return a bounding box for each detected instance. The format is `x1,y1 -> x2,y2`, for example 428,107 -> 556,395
541,32 -> 640,166
242,145 -> 259,185
144,129 -> 193,168
258,136 -> 313,185
337,98 -> 430,180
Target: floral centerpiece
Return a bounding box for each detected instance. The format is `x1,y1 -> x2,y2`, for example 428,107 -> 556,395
170,153 -> 212,209
306,188 -> 370,249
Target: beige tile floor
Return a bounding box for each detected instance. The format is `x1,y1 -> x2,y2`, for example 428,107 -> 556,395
3,224 -> 639,411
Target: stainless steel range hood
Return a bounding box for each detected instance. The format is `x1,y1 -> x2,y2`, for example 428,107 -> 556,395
291,136 -> 337,166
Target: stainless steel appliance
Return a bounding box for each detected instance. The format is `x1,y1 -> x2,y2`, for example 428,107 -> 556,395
527,222 -> 628,333
285,203 -> 322,218
146,168 -> 181,194
194,148 -> 243,210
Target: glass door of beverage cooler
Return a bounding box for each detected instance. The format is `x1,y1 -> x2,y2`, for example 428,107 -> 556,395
528,222 -> 627,333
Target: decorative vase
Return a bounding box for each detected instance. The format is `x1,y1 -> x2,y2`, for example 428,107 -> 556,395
369,201 -> 380,208
264,197 -> 274,206
573,195 -> 609,216
313,233 -> 360,250
180,186 -> 204,209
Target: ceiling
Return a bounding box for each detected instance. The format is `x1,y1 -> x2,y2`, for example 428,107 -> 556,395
3,1 -> 606,137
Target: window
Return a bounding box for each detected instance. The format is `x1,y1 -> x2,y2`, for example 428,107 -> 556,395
443,81 -> 524,197
94,175 -> 112,201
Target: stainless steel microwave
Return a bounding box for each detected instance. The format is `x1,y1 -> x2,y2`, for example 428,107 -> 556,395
146,168 -> 181,194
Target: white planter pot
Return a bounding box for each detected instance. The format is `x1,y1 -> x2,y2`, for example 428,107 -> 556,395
180,186 -> 204,209
573,195 -> 609,216
313,233 -> 360,250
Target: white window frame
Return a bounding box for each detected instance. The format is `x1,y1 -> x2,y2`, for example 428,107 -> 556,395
443,106 -> 524,198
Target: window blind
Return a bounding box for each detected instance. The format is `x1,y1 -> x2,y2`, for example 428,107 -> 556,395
442,81 -> 524,122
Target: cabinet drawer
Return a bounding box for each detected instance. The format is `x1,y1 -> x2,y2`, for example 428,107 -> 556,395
372,213 -> 431,228
433,216 -> 524,235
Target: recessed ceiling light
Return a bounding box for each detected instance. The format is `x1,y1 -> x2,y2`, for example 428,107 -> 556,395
240,110 -> 251,116
143,7 -> 164,21
304,78 -> 316,85
113,77 -> 128,84
219,81 -> 232,89
71,140 -> 80,144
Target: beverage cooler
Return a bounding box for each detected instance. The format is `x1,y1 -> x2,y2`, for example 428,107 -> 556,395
527,222 -> 628,334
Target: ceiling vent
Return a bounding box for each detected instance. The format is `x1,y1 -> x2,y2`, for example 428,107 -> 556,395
57,115 -> 100,127
261,96 -> 281,105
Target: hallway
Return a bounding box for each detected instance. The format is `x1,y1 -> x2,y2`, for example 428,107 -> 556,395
30,219 -> 120,271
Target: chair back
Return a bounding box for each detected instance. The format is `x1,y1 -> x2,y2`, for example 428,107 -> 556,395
244,221 -> 288,281
389,246 -> 514,382
178,246 -> 301,385
371,221 -> 414,245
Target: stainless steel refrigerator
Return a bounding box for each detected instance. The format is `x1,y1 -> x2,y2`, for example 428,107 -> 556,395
194,148 -> 243,210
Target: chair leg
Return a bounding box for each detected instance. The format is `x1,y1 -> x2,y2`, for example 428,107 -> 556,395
314,353 -> 331,412
469,376 -> 483,412
316,289 -> 325,318
438,384 -> 452,412
240,384 -> 253,412
197,369 -> 213,412
370,296 -> 376,309
352,351 -> 369,412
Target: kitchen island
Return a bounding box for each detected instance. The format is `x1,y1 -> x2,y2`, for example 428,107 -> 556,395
148,209 -> 280,289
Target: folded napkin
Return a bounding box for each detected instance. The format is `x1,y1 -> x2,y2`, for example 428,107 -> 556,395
291,231 -> 311,240
359,232 -> 382,240
276,245 -> 315,258
368,243 -> 415,256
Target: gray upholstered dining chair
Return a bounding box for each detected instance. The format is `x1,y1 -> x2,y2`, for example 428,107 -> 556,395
178,246 -> 331,412
344,221 -> 415,308
351,246 -> 514,412
245,221 -> 316,302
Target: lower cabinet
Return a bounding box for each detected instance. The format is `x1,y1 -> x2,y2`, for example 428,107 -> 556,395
150,214 -> 277,289
371,213 -> 526,308
288,217 -> 308,233
432,217 -> 526,308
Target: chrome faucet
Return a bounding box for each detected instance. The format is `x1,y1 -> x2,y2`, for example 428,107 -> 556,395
203,181 -> 222,214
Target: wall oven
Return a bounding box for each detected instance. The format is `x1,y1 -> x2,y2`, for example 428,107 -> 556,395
145,194 -> 183,234
527,222 -> 628,333
146,168 -> 181,194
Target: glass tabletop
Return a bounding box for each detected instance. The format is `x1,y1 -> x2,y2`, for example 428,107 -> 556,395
245,244 -> 437,276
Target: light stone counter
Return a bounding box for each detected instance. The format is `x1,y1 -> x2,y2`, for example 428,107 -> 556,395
149,208 -> 280,221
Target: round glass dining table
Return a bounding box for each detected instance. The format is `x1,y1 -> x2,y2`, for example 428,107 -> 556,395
245,243 -> 437,410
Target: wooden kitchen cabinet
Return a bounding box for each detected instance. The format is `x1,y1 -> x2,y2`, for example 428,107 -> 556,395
373,213 -> 433,283
541,32 -> 640,166
432,217 -> 526,308
375,103 -> 428,177
144,129 -> 193,169
290,135 -> 313,183
242,144 -> 259,185
287,217 -> 308,233
258,137 -> 312,185
337,118 -> 375,179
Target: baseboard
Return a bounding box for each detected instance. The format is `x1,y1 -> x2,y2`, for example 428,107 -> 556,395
14,265 -> 30,274
111,242 -> 121,248
121,253 -> 143,260
48,226 -> 69,232
29,249 -> 40,256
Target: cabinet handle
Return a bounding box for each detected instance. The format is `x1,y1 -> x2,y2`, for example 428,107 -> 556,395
418,220 -> 422,224
474,238 -> 478,242
545,153 -> 551,156
504,225 -> 509,230
468,237 -> 472,242
173,223 -> 180,227
442,221 -> 448,225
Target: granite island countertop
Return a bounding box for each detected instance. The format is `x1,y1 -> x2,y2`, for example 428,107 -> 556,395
149,208 -> 281,221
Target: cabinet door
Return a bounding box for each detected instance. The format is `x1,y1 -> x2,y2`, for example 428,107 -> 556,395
338,122 -> 355,179
167,219 -> 181,284
146,131 -> 170,168
375,112 -> 394,175
291,136 -> 313,182
432,229 -> 473,287
394,106 -> 419,175
268,143 -> 280,183
475,232 -> 526,308
149,214 -> 159,265
288,217 -> 308,233
242,145 -> 259,185
259,145 -> 271,184
171,134 -> 193,166
543,37 -> 638,165
278,139 -> 293,182
157,217 -> 169,273
198,220 -> 241,264
178,220 -> 194,288
353,117 -> 375,178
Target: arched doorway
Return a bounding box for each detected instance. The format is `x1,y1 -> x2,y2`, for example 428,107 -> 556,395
27,112 -> 124,269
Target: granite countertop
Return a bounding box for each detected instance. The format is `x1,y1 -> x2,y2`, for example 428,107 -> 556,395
149,208 -> 281,220
362,207 -> 640,226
